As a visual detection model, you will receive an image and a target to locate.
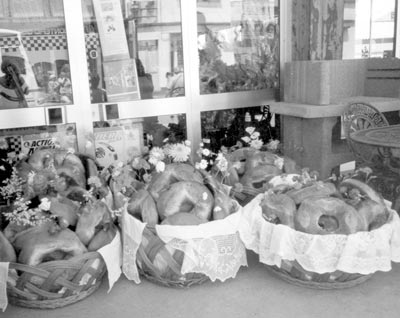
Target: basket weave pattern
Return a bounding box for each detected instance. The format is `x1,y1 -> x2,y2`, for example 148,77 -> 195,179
266,260 -> 372,289
136,226 -> 209,288
7,252 -> 106,309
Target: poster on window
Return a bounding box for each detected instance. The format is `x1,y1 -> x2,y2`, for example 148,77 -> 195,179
94,124 -> 143,168
103,58 -> 140,101
93,0 -> 130,60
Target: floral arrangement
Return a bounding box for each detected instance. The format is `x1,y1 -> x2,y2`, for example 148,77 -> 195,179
196,126 -> 282,184
0,143 -> 110,229
107,139 -> 193,204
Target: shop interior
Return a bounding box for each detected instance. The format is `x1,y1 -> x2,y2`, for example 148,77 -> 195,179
1,0 -> 400,317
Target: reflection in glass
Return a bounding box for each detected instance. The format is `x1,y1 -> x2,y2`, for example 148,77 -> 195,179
93,113 -> 186,168
201,106 -> 280,152
197,0 -> 279,94
0,123 -> 78,159
82,0 -> 184,103
343,0 -> 395,59
0,0 -> 72,109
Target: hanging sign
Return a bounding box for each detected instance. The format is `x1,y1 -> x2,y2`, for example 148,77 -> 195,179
93,0 -> 130,61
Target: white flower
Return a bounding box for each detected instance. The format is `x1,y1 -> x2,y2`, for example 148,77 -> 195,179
241,136 -> 251,143
168,143 -> 191,162
155,161 -> 165,172
245,127 -> 255,135
149,147 -> 165,165
117,161 -> 124,168
0,165 -> 4,171
184,140 -> 191,147
250,131 -> 260,139
267,139 -> 280,151
216,155 -> 228,172
274,157 -> 284,170
202,148 -> 211,156
250,139 -> 263,150
39,197 -> 51,211
196,159 -> 208,170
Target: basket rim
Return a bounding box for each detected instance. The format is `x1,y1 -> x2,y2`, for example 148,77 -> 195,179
265,264 -> 373,290
6,251 -> 107,308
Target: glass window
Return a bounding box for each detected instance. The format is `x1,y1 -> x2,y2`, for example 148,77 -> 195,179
201,106 -> 280,152
0,1 -> 5,18
0,0 -> 72,110
93,113 -> 187,168
197,0 -> 279,95
0,123 -> 78,166
343,0 -> 396,59
0,123 -> 78,204
82,0 -> 184,103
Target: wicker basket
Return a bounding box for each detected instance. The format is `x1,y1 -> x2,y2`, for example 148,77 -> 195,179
7,252 -> 107,309
136,226 -> 209,288
231,186 -> 263,207
265,260 -> 372,289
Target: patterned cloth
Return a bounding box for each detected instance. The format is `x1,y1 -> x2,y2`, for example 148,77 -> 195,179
239,194 -> 400,275
121,205 -> 248,283
0,262 -> 9,312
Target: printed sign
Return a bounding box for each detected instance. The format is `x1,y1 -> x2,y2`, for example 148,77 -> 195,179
103,58 -> 140,101
94,123 -> 143,168
93,0 -> 130,60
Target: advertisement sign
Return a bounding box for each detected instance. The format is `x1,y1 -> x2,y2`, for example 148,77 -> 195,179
94,123 -> 143,168
103,58 -> 140,101
93,0 -> 130,60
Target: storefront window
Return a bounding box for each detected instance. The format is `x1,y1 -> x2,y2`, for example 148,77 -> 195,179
0,0 -> 72,110
343,0 -> 396,59
93,113 -> 187,168
0,123 -> 77,155
82,0 -> 184,103
197,0 -> 279,95
201,106 -> 280,152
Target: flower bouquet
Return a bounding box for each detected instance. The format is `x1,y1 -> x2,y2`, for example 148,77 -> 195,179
0,146 -> 122,309
198,126 -> 300,206
112,139 -> 247,288
238,167 -> 400,289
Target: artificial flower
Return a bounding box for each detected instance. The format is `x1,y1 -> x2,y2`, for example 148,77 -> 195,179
155,161 -> 166,172
149,147 -> 165,165
168,142 -> 191,162
250,139 -> 263,150
39,197 -> 51,211
245,127 -> 256,135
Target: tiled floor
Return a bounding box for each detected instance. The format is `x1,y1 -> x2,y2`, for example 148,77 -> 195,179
3,250 -> 400,318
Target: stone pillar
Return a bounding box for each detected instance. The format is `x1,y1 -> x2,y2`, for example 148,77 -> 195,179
292,0 -> 344,61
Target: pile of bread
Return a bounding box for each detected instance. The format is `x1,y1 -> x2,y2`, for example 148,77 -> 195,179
260,174 -> 389,235
113,162 -> 239,226
213,148 -> 299,197
0,148 -> 117,267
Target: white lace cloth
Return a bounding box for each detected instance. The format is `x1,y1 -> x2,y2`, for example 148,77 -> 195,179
121,205 -> 247,283
238,194 -> 400,275
0,230 -> 122,312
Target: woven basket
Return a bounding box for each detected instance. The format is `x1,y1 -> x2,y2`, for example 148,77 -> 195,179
136,226 -> 209,288
231,186 -> 263,207
7,252 -> 107,309
265,260 -> 372,289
